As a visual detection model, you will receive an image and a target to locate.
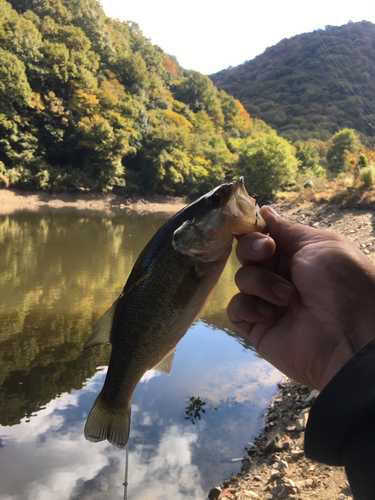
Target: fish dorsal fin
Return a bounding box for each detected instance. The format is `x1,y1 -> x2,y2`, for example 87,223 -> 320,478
152,350 -> 175,375
84,298 -> 119,349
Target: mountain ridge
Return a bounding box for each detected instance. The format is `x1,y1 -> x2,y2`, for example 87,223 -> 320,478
210,21 -> 375,143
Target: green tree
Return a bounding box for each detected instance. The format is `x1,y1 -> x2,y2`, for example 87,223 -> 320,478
295,142 -> 326,177
0,48 -> 33,112
234,133 -> 299,198
76,114 -> 128,191
326,128 -> 361,173
171,71 -> 223,125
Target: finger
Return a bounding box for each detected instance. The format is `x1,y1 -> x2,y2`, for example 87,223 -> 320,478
236,233 -> 276,266
235,265 -> 296,306
260,206 -> 340,256
227,292 -> 276,328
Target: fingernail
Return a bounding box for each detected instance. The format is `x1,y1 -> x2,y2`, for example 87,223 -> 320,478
251,235 -> 270,253
262,206 -> 282,218
272,282 -> 294,302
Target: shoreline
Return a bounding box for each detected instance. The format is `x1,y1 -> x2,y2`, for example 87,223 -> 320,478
0,188 -> 189,216
209,378 -> 351,500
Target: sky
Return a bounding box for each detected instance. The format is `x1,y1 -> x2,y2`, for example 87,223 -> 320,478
99,0 -> 375,75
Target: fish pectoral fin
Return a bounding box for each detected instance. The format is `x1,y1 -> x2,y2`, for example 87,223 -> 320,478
84,298 -> 119,349
152,350 -> 175,375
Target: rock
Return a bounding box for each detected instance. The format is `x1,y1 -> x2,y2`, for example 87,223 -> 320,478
268,471 -> 282,483
270,485 -> 288,498
304,478 -> 314,487
247,447 -> 258,456
242,458 -> 252,473
283,478 -> 296,488
290,449 -> 304,460
303,389 -> 320,404
295,412 -> 309,431
276,460 -> 289,472
295,418 -> 305,431
262,434 -> 281,455
244,491 -> 261,498
282,441 -> 292,451
208,487 -> 222,500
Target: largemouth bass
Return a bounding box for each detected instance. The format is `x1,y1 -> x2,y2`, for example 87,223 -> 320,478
84,177 -> 267,448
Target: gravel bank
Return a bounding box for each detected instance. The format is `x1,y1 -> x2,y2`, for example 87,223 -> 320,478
209,378 -> 351,500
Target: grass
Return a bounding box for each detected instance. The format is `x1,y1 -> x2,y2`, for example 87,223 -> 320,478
275,173 -> 375,207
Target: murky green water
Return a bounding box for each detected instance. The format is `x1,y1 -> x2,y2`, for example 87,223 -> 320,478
0,208 -> 281,500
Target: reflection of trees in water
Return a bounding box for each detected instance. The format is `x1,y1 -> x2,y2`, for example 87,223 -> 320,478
0,311 -> 112,426
185,396 -> 206,424
185,395 -> 242,425
0,210 -> 169,426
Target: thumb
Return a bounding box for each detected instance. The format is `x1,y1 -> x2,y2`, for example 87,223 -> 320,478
260,206 -> 322,256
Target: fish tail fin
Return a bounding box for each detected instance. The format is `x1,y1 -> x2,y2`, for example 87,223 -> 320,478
84,393 -> 131,448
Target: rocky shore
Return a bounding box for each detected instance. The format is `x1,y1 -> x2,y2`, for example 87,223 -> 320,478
208,378 -> 352,500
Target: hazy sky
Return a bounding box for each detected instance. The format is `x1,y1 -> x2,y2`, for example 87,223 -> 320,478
99,0 -> 375,75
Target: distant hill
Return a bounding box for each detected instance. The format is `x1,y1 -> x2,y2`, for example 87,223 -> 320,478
210,21 -> 375,143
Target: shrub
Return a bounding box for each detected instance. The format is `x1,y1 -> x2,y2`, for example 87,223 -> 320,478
360,166 -> 375,187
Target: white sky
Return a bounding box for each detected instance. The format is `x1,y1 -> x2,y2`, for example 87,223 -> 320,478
99,0 -> 375,75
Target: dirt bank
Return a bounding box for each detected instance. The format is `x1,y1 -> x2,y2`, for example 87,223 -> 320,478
0,188 -> 189,215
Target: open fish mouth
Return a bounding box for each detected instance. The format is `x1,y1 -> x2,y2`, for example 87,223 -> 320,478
172,177 -> 268,262
225,177 -> 268,235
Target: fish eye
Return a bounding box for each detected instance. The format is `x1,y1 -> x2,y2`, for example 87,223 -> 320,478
205,193 -> 221,207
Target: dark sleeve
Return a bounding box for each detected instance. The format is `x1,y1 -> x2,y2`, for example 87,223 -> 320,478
304,338 -> 375,500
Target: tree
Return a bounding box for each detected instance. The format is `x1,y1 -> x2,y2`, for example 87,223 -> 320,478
234,133 -> 299,198
171,71 -> 223,125
0,48 -> 33,112
295,142 -> 326,177
326,128 -> 361,173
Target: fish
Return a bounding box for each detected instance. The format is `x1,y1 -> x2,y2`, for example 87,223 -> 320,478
83,177 -> 267,448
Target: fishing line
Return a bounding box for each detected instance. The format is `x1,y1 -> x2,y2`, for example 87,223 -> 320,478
123,440 -> 129,500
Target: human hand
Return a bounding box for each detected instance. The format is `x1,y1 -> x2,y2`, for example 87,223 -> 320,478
227,206 -> 375,390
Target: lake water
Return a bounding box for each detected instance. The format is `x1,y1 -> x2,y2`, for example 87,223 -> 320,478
0,208 -> 282,500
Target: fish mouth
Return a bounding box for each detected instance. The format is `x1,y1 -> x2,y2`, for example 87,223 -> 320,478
225,177 -> 268,234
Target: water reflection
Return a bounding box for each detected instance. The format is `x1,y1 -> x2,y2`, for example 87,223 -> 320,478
0,209 -> 282,499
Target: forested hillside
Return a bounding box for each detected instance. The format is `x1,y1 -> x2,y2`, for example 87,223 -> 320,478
0,0 -> 276,195
211,21 -> 375,143
2,1 -> 375,198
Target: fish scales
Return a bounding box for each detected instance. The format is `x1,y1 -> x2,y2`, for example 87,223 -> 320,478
84,177 -> 267,448
102,240 -> 227,407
